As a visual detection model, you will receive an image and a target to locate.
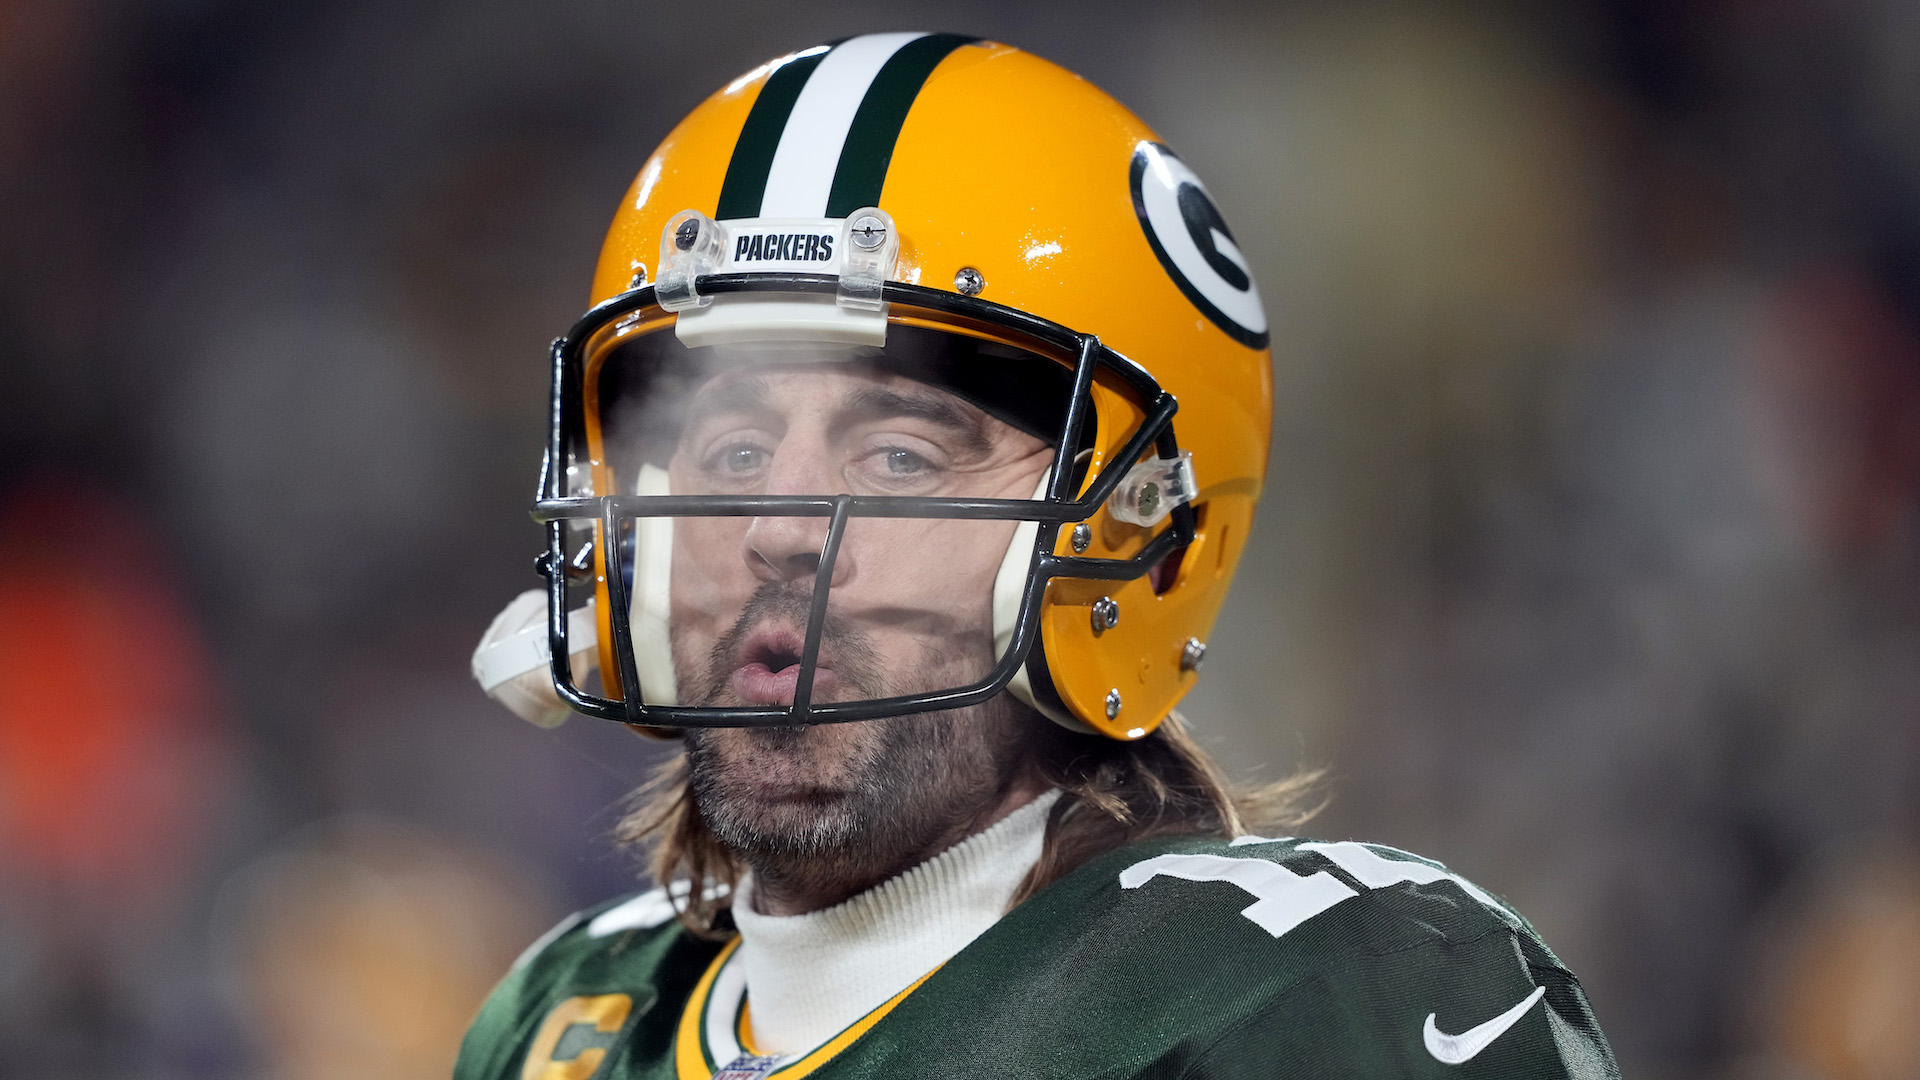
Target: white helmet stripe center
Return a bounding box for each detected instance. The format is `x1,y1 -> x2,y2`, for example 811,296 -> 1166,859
761,33 -> 929,217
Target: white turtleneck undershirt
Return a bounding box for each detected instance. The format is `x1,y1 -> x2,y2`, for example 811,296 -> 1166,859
729,789 -> 1061,1055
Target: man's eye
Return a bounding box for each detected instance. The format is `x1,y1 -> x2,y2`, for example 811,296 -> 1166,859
882,448 -> 929,475
715,445 -> 766,473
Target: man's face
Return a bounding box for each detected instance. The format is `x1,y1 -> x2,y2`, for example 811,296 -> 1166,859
662,361 -> 1054,870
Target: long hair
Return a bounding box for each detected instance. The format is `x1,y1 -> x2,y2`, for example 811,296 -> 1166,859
615,711 -> 1322,935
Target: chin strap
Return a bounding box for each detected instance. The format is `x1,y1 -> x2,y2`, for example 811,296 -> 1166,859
471,464 -> 678,725
469,590 -> 598,728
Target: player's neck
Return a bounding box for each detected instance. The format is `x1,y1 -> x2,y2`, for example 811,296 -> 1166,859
745,775 -> 1052,916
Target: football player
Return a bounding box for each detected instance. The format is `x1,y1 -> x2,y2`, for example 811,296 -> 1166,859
461,34 -> 1618,1080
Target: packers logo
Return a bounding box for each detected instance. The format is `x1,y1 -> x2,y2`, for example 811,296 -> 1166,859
732,230 -> 835,264
521,993 -> 649,1080
1130,142 -> 1269,349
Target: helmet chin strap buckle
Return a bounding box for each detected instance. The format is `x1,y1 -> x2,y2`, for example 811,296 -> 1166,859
1107,451 -> 1197,527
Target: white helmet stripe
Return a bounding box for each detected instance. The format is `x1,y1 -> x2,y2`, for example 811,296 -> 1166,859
760,33 -> 929,218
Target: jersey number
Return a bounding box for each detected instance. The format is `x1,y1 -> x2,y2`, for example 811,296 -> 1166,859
1118,840 -> 1511,938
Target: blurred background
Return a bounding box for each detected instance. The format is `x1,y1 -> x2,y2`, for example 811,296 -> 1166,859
3,0 -> 1918,1076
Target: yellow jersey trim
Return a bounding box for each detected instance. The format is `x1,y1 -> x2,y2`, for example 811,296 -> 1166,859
737,999 -> 759,1056
675,937 -> 737,1078
673,935 -> 941,1080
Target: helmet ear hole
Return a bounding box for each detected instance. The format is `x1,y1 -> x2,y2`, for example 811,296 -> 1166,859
1148,543 -> 1187,595
1149,502 -> 1204,595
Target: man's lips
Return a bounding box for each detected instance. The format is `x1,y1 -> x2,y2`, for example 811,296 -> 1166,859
728,624 -> 833,706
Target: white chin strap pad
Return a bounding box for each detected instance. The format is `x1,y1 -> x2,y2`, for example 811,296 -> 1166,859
995,471 -> 1087,731
629,464 -> 679,704
470,590 -> 598,728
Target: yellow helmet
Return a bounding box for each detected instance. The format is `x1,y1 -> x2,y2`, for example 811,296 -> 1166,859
531,33 -> 1271,740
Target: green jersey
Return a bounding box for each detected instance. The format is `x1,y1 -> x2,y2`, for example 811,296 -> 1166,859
458,834 -> 1617,1080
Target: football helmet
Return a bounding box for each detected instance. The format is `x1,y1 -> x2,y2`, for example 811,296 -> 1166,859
518,34 -> 1271,740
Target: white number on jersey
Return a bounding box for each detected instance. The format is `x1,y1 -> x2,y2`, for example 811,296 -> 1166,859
1118,839 -> 1517,939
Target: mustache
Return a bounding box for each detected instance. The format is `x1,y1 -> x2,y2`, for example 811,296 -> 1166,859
692,580 -> 883,706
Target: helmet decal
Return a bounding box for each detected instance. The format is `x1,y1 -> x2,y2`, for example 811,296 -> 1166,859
1129,142 -> 1270,349
715,33 -> 976,220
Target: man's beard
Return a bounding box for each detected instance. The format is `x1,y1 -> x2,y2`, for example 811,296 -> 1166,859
678,581 -> 1031,886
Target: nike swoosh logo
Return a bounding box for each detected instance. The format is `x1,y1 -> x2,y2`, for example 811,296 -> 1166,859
1422,985 -> 1545,1064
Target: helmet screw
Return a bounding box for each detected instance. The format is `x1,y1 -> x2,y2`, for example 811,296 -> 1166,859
1071,522 -> 1091,553
568,539 -> 596,576
1091,595 -> 1119,633
1136,481 -> 1161,521
849,215 -> 888,251
674,219 -> 700,251
1105,689 -> 1122,719
1181,637 -> 1208,672
953,266 -> 985,296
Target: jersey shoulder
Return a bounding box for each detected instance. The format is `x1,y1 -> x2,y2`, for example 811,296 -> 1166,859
891,833 -> 1617,1079
1111,833 -> 1541,949
455,885 -> 725,1080
1000,832 -> 1548,988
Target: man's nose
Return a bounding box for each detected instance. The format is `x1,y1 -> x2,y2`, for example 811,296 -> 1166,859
741,448 -> 854,585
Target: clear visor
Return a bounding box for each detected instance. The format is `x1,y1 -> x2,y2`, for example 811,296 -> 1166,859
577,320 -> 1075,720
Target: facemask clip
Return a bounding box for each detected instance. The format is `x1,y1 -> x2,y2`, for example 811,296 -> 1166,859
656,210 -> 729,312
1107,451 -> 1197,526
836,206 -> 898,312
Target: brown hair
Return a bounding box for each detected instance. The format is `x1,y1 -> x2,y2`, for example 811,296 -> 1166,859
615,712 -> 1322,935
